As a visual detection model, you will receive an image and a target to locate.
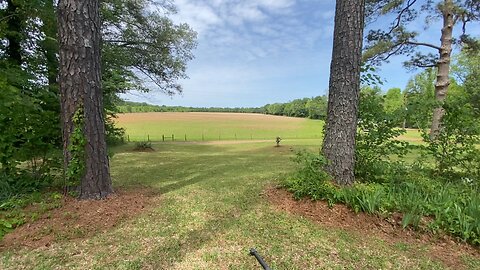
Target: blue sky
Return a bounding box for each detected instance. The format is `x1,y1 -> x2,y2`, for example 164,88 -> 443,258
120,0 -> 480,108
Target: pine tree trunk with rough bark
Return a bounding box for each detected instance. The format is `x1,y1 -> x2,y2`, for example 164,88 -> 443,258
58,0 -> 113,199
430,0 -> 454,140
322,0 -> 365,185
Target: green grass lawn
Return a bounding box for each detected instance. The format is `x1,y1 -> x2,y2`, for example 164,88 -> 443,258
2,140 -> 478,269
400,129 -> 424,144
116,112 -> 325,141
116,112 -> 428,145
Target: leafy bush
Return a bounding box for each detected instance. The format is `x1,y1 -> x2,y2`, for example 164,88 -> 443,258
0,216 -> 25,239
285,78 -> 480,245
341,183 -> 389,214
105,114 -> 126,146
0,169 -> 58,203
0,191 -> 63,240
356,87 -> 410,183
134,141 -> 153,151
0,72 -> 61,200
286,151 -> 480,244
422,99 -> 480,183
283,151 -> 338,205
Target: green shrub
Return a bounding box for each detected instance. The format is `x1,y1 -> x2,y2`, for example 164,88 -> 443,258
0,170 -> 57,203
282,83 -> 480,245
283,151 -> 338,205
341,183 -> 389,214
0,75 -> 61,200
285,152 -> 480,244
0,191 -> 63,240
356,87 -> 410,183
134,141 -> 153,151
422,100 -> 480,183
0,216 -> 25,239
105,114 -> 126,146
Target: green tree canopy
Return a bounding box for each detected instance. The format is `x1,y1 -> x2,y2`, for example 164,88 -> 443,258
101,0 -> 197,96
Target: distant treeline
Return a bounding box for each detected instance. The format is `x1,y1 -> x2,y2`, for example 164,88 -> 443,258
116,101 -> 264,113
116,96 -> 329,120
263,96 -> 328,119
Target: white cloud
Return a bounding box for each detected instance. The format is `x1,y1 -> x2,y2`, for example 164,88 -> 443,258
131,0 -> 336,106
173,0 -> 299,36
172,0 -> 222,35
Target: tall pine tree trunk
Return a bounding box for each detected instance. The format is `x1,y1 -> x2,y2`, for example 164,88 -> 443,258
430,0 -> 454,140
58,0 -> 113,199
322,0 -> 365,185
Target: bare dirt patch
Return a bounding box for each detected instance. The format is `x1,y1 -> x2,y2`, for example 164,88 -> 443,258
117,112 -> 307,124
0,188 -> 159,250
265,186 -> 480,269
172,139 -> 271,145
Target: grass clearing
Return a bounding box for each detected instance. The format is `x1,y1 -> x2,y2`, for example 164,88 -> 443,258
2,140 -> 478,269
117,112 -> 427,145
399,129 -> 424,143
116,112 -> 325,141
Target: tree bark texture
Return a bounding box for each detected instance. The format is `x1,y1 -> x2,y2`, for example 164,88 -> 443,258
430,0 -> 454,140
322,0 -> 365,185
58,0 -> 113,199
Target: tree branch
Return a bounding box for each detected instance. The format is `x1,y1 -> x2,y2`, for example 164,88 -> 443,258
387,0 -> 418,35
411,63 -> 437,68
404,41 -> 442,51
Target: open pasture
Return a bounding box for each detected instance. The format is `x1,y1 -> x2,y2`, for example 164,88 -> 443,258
116,112 -> 325,141
116,112 -> 423,143
2,140 -> 478,269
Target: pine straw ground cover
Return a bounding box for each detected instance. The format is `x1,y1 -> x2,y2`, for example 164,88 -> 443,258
1,140 -> 479,269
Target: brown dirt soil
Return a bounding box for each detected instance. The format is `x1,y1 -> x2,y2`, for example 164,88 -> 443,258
117,112 -> 306,124
265,186 -> 480,269
0,188 -> 159,250
172,139 -> 272,145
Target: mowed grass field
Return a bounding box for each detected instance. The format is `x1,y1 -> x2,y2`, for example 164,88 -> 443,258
116,112 -> 424,143
3,140 -> 478,269
116,112 -> 325,141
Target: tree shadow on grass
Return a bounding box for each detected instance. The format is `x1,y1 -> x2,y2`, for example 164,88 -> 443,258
156,172 -> 206,194
141,187 -> 261,269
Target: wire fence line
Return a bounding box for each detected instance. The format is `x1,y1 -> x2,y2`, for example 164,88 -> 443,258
125,133 -> 322,142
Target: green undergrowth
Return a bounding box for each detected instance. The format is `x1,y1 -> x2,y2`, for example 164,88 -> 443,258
284,151 -> 480,245
0,168 -> 64,239
0,191 -> 63,239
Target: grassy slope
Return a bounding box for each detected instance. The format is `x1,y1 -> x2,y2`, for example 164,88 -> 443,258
116,112 -> 325,141
116,112 -> 423,143
2,140 -> 478,269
